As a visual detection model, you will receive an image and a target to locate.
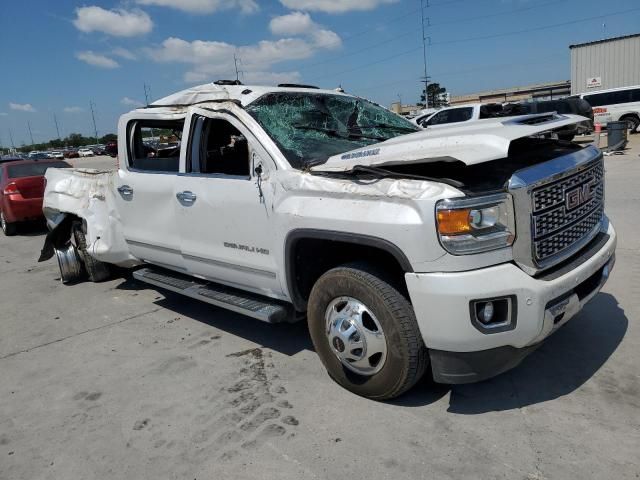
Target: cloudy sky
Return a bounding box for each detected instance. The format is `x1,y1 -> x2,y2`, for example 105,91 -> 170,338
1,0 -> 639,145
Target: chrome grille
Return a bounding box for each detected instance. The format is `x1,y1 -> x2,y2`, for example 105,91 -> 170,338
534,206 -> 603,260
532,162 -> 604,213
531,159 -> 604,263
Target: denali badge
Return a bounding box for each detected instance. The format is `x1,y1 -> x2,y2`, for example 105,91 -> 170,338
565,180 -> 595,211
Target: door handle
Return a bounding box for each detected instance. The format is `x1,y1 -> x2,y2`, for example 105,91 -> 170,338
176,191 -> 197,204
117,185 -> 133,198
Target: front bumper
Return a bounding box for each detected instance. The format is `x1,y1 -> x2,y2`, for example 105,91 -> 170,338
405,221 -> 616,384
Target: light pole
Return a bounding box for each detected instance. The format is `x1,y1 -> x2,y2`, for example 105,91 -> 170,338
27,121 -> 35,147
420,0 -> 429,109
54,113 -> 61,140
89,101 -> 99,144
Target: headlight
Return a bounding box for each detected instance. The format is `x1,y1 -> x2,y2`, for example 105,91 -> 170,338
436,193 -> 515,255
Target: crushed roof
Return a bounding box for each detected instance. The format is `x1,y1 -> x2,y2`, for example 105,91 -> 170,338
148,83 -> 349,109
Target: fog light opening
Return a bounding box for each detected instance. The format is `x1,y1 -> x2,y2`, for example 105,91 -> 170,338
471,297 -> 516,333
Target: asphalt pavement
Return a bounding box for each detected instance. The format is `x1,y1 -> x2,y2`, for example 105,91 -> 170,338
1,143 -> 639,480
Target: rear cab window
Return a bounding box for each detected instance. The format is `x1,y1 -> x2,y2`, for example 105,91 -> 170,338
427,107 -> 473,126
7,162 -> 71,178
127,119 -> 184,172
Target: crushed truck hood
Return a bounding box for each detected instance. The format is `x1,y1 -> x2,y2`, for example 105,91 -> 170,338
311,113 -> 586,173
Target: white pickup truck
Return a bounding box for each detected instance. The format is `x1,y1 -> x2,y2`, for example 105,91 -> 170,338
39,82 -> 616,399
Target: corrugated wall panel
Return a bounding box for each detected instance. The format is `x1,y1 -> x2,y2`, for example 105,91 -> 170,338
571,36 -> 640,95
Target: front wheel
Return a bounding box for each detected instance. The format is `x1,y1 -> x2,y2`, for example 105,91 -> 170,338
307,264 -> 428,400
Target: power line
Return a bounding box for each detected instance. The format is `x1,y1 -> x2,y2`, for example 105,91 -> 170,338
302,0 -> 566,73
310,45 -> 423,82
356,52 -> 567,93
430,6 -> 640,46
304,0 -> 479,45
427,0 -> 568,27
302,31 -> 416,70
337,7 -> 422,43
309,5 -> 640,83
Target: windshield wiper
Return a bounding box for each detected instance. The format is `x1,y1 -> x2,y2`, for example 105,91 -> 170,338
357,123 -> 419,133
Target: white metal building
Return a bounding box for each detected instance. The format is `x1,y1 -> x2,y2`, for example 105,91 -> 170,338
570,33 -> 640,95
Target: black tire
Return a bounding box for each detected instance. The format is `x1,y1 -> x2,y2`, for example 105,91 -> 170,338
73,224 -> 111,282
307,263 -> 428,400
623,116 -> 639,133
1,211 -> 17,236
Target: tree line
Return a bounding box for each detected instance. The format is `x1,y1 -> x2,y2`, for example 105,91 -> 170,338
3,133 -> 117,153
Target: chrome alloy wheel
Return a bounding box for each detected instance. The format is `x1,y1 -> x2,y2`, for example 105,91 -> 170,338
55,243 -> 83,283
0,212 -> 6,232
325,296 -> 387,376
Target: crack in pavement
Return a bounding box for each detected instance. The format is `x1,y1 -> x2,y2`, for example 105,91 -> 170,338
0,307 -> 163,360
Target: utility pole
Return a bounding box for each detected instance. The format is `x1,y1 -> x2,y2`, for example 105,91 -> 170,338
143,84 -> 156,140
8,128 -> 16,149
420,0 -> 430,109
53,113 -> 61,140
233,53 -> 242,83
89,101 -> 99,144
27,121 -> 35,147
144,83 -> 153,106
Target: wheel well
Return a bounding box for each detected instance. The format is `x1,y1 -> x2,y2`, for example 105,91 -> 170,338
620,113 -> 639,121
285,231 -> 412,312
37,213 -> 82,262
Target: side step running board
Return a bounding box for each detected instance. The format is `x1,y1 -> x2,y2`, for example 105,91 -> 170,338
133,267 -> 295,323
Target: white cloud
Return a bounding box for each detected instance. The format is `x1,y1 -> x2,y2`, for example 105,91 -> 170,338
76,51 -> 120,69
269,11 -> 314,36
310,29 -> 341,49
64,106 -> 83,113
9,103 -> 36,112
148,33 -> 339,84
121,97 -> 145,107
112,47 -> 137,60
270,12 -> 341,49
136,0 -> 258,14
279,0 -> 397,13
73,6 -> 153,37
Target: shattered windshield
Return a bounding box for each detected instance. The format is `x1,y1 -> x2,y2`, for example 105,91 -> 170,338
246,92 -> 420,169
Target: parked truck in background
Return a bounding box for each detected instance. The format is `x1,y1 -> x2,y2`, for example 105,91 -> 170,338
39,82 -> 616,399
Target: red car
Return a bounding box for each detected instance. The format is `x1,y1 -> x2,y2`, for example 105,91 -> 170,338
0,159 -> 71,236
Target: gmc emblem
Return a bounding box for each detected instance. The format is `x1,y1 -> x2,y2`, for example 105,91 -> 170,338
565,180 -> 595,211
